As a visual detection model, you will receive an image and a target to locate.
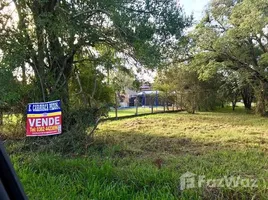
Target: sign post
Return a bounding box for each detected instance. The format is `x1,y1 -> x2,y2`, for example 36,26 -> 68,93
26,100 -> 62,137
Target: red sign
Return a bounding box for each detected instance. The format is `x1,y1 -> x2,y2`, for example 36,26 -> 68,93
26,100 -> 62,137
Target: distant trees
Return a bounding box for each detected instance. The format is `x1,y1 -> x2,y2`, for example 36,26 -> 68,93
160,0 -> 268,115
218,71 -> 241,111
192,0 -> 268,115
154,71 -> 175,111
110,69 -> 136,119
154,65 -> 222,114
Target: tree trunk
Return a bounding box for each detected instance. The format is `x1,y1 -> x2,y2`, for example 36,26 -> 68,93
135,97 -> 138,116
180,94 -> 183,110
115,92 -> 118,119
192,93 -> 196,114
232,93 -> 238,111
176,95 -> 179,110
256,89 -> 266,116
241,83 -> 253,110
232,101 -> 236,111
175,95 -> 178,110
151,98 -> 154,114
61,82 -> 70,112
0,110 -> 3,126
22,65 -> 27,85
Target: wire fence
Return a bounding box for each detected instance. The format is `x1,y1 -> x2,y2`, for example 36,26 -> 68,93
107,105 -> 183,120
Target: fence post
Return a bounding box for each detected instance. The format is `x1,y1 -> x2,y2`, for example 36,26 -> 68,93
115,93 -> 118,120
135,98 -> 138,116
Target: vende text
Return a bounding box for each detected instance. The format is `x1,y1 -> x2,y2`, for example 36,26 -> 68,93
28,116 -> 60,127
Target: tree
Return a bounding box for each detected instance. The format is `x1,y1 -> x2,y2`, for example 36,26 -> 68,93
187,0 -> 268,115
154,65 -> 222,114
110,69 -> 135,119
218,71 -> 241,111
0,65 -> 21,125
0,0 -> 191,131
154,71 -> 175,111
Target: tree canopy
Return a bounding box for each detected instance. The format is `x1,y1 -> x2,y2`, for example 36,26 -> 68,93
0,0 -> 191,135
168,0 -> 268,115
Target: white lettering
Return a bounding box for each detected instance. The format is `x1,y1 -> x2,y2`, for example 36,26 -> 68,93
49,118 -> 54,126
32,104 -> 49,112
55,116 -> 60,125
217,178 -> 225,187
28,116 -> 61,127
29,119 -> 35,127
49,103 -> 60,110
41,118 -> 48,126
224,176 -> 240,188
241,179 -> 250,187
36,119 -> 41,127
198,176 -> 206,187
251,179 -> 258,188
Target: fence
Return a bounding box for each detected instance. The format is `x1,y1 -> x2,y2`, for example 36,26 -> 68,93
107,104 -> 183,120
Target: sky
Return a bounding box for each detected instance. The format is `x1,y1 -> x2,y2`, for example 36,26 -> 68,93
179,0 -> 210,22
142,0 -> 210,83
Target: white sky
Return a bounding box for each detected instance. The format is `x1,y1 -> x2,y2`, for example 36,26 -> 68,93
180,0 -> 210,22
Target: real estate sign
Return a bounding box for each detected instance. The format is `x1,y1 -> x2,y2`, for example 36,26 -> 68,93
26,100 -> 62,137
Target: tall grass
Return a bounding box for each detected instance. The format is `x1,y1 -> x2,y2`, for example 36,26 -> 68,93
6,107 -> 268,199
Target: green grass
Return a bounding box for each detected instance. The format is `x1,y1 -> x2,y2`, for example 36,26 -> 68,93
6,107 -> 268,199
108,106 -> 169,118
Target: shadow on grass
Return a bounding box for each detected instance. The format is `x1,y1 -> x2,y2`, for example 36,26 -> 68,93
95,130 -> 267,160
10,131 -> 268,200
6,120 -> 268,200
213,106 -> 254,114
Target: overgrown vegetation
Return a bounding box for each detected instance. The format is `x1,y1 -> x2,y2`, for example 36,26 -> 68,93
6,108 -> 268,199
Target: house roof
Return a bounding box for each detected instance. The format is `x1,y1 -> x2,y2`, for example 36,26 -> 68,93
137,90 -> 160,96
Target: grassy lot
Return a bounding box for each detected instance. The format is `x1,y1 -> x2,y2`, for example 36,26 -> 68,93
108,106 -> 166,118
5,107 -> 268,199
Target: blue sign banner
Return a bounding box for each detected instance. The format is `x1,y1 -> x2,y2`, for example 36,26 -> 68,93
27,100 -> 61,114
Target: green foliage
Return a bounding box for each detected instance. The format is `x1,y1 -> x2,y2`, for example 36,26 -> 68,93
0,0 -> 191,139
0,0 -> 191,98
69,61 -> 113,110
110,69 -> 135,93
0,63 -> 33,137
182,0 -> 268,114
154,65 -> 222,113
0,67 -> 20,107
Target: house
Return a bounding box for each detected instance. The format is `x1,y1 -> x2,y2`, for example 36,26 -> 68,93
140,84 -> 151,91
119,84 -> 162,107
119,88 -> 137,108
